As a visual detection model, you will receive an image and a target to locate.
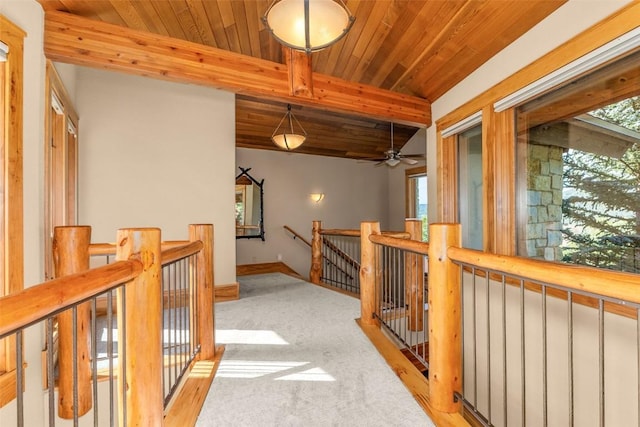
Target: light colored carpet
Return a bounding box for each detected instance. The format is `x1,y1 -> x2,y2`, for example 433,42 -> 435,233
196,273 -> 434,427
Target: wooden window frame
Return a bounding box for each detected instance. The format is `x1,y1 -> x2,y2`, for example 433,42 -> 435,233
435,2 -> 639,256
0,14 -> 25,408
405,166 -> 427,218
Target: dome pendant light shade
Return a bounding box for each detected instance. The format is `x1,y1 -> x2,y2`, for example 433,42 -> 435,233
262,0 -> 355,53
271,104 -> 307,151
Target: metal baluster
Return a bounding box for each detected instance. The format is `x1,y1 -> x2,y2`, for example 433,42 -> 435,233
542,285 -> 548,427
472,267 -> 477,408
637,307 -> 639,427
107,291 -> 114,427
72,307 -> 79,426
121,286 -> 127,426
460,264 -> 465,396
47,319 -> 55,427
568,292 -> 574,427
521,279 -> 526,427
502,275 -> 507,426
17,330 -> 24,426
486,269 -> 491,424
598,299 -> 605,427
92,298 -> 99,427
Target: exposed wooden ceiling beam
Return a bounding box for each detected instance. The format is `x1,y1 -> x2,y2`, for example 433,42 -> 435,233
44,11 -> 431,127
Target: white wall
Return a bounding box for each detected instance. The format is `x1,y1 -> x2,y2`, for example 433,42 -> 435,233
426,0 -> 634,223
235,147 -> 390,278
76,68 -> 237,285
0,2 -> 46,425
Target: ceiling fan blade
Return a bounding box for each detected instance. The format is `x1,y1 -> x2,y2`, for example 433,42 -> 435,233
399,153 -> 425,158
400,157 -> 419,165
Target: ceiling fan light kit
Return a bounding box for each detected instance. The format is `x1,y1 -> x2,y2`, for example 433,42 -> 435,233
263,0 -> 355,53
271,104 -> 307,151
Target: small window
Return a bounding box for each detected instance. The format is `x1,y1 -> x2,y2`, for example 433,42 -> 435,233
406,166 -> 428,241
458,125 -> 483,250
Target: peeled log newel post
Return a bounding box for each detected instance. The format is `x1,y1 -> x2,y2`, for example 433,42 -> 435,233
310,220 -> 323,284
53,226 -> 92,418
116,228 -> 163,426
189,224 -> 215,359
405,219 -> 424,331
360,221 -> 381,326
427,223 -> 462,413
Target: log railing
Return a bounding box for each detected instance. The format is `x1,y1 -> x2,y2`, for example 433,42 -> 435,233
0,224 -> 216,426
359,221 -> 640,426
308,220 -> 410,295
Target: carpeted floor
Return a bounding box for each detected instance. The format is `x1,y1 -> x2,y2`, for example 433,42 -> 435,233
196,273 -> 434,427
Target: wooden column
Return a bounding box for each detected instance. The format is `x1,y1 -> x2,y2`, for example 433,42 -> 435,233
53,226 -> 92,419
284,47 -> 314,98
309,220 -> 322,284
116,228 -> 163,426
360,221 -> 381,326
405,219 -> 424,331
189,224 -> 215,359
427,223 -> 462,413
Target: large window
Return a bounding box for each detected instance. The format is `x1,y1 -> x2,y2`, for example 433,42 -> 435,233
516,49 -> 640,272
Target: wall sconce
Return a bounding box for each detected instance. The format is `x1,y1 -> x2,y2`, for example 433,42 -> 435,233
309,193 -> 325,203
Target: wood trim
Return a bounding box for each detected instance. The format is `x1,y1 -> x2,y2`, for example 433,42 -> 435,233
435,2 -> 640,131
356,320 -> 468,427
481,106 -> 495,253
163,347 -> 225,427
44,11 -> 431,127
437,133 -> 458,223
405,166 -> 427,218
214,283 -> 239,302
492,108 -> 516,255
236,262 -> 303,279
0,14 -> 25,408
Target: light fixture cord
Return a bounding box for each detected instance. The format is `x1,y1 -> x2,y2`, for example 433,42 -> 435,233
304,0 -> 311,53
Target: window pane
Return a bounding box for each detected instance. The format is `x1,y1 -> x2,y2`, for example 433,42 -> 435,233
458,125 -> 483,250
517,49 -> 640,272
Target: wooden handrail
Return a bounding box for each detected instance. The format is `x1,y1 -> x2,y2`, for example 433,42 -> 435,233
0,260 -> 143,338
283,225 -> 312,247
161,241 -> 204,265
448,246 -> 640,305
369,234 -> 429,255
89,240 -> 190,256
320,228 -> 360,237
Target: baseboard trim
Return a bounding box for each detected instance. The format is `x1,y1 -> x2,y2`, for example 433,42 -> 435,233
356,319 -> 469,427
214,282 -> 239,302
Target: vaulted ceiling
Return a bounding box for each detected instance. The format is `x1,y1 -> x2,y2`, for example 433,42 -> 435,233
37,0 -> 567,160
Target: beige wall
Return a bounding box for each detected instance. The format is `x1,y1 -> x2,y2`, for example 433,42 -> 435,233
235,147 -> 391,278
75,67 -> 237,285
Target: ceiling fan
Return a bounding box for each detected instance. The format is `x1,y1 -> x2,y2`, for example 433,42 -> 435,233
364,123 -> 425,167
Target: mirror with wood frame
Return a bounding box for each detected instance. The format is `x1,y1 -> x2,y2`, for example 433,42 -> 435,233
235,167 -> 264,240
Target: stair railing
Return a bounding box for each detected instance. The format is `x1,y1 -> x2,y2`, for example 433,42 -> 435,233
0,224 -> 216,426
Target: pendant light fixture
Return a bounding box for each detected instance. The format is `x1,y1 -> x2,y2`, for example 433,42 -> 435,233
271,104 -> 307,151
262,0 -> 355,53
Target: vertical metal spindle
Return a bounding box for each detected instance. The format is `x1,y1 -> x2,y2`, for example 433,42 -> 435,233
472,267 -> 478,408
16,330 -> 24,427
637,307 -> 639,427
598,299 -> 605,427
72,307 -> 79,426
121,286 -> 127,425
92,298 -> 99,427
521,279 -> 526,427
486,270 -> 492,424
542,285 -> 548,427
107,291 -> 114,427
172,262 -> 178,393
568,292 -> 574,427
502,275 -> 507,426
460,264 -> 465,393
47,318 -> 55,427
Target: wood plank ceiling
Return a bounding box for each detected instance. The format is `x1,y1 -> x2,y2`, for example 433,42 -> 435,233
38,0 -> 567,160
